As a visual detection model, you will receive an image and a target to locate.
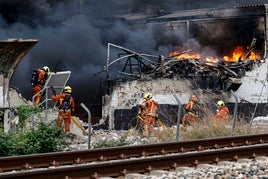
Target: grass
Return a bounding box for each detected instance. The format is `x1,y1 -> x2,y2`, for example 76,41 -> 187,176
180,119 -> 255,140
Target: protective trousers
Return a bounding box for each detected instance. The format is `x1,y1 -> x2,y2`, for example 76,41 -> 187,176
58,109 -> 71,132
182,113 -> 199,127
143,115 -> 155,135
33,85 -> 42,105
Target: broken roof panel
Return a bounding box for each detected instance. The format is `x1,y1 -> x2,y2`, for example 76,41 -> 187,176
148,4 -> 266,22
0,38 -> 38,78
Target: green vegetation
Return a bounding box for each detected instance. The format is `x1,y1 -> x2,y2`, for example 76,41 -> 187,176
0,105 -> 70,157
0,122 -> 68,157
17,105 -> 40,128
0,121 -> 69,157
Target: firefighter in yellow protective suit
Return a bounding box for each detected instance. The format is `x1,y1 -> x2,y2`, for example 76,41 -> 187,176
138,92 -> 158,135
52,86 -> 75,133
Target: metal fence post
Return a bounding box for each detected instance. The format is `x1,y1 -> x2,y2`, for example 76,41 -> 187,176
173,94 -> 182,141
81,103 -> 92,149
231,90 -> 238,136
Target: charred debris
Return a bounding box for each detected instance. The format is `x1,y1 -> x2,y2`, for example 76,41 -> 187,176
104,41 -> 260,94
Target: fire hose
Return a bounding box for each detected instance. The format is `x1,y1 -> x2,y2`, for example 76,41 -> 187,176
127,114 -> 166,136
71,116 -> 88,135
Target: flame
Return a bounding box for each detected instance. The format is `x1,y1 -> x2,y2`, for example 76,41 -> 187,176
169,50 -> 179,57
223,46 -> 259,62
223,46 -> 245,62
248,51 -> 259,60
169,45 -> 259,64
169,50 -> 218,63
169,50 -> 201,60
205,57 -> 218,63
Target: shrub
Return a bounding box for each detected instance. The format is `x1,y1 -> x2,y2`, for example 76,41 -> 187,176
0,121 -> 69,157
17,105 -> 40,128
22,121 -> 68,154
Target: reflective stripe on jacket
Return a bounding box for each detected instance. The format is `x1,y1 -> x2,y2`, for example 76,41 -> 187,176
139,99 -> 158,117
52,93 -> 75,112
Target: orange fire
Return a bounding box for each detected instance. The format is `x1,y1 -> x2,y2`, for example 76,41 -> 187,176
223,46 -> 245,62
205,57 -> 219,63
169,50 -> 218,63
169,45 -> 259,63
248,51 -> 258,60
222,46 -> 260,62
169,50 -> 201,60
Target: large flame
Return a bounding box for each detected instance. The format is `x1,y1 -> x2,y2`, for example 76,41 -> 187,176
169,45 -> 259,63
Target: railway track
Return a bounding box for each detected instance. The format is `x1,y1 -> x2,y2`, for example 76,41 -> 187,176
0,133 -> 268,179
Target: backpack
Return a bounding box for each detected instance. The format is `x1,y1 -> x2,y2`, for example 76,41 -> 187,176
31,69 -> 39,86
62,95 -> 71,112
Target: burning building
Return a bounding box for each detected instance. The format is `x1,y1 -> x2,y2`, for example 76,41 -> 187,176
102,4 -> 268,130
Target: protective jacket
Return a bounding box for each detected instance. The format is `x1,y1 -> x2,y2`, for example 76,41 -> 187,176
185,100 -> 199,116
182,99 -> 199,127
32,69 -> 47,105
139,99 -> 158,117
215,106 -> 229,121
138,99 -> 158,135
52,93 -> 75,132
52,93 -> 75,112
36,69 -> 47,87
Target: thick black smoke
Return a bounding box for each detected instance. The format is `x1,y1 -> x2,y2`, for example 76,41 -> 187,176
2,0 -> 266,115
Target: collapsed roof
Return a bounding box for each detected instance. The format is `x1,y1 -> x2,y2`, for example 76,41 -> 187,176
104,40 -> 260,94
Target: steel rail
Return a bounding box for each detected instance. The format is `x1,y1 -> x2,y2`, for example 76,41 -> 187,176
0,133 -> 267,173
0,143 -> 267,179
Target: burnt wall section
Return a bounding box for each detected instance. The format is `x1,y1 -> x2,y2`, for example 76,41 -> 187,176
157,6 -> 266,59
113,102 -> 268,130
102,78 -> 193,130
228,102 -> 268,121
191,17 -> 265,57
114,104 -> 178,130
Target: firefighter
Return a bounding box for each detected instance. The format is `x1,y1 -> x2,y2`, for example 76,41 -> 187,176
52,86 -> 75,133
182,95 -> 199,128
32,66 -> 51,105
214,100 -> 229,121
138,92 -> 158,135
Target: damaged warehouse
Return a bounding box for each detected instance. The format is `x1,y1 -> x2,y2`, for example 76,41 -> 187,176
102,4 -> 268,130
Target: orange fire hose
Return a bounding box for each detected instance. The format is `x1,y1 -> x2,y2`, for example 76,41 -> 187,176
71,116 -> 88,135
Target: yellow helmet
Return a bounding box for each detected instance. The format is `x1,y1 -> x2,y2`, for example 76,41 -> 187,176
217,100 -> 225,107
64,86 -> 72,93
42,66 -> 50,73
143,92 -> 153,100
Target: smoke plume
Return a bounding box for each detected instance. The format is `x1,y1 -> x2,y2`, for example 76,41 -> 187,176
1,0 -> 266,115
